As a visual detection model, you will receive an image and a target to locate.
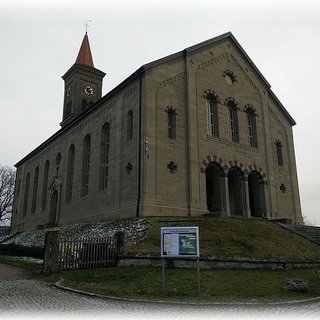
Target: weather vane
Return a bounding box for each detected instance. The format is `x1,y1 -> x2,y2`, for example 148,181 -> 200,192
84,19 -> 92,34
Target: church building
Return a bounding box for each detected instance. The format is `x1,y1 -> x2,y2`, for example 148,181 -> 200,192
11,32 -> 303,232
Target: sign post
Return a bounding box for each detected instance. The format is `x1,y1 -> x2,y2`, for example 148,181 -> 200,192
160,226 -> 200,293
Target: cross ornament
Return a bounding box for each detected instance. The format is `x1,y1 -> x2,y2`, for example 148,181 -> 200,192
280,183 -> 286,193
84,19 -> 92,33
167,161 -> 177,173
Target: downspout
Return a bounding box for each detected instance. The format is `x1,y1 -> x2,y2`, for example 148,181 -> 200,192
184,50 -> 192,217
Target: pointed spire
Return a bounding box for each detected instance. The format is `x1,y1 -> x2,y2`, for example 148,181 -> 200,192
75,32 -> 94,67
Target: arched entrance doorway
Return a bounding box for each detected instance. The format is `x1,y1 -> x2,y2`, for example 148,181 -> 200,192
49,190 -> 58,225
206,162 -> 224,213
248,171 -> 265,217
228,167 -> 245,216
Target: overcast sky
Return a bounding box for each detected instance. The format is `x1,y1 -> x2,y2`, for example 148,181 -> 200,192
1,0 -> 319,225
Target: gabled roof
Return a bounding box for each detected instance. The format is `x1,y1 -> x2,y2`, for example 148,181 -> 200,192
15,32 -> 296,167
141,31 -> 295,126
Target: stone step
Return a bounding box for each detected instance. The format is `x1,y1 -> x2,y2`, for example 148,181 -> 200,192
277,223 -> 320,246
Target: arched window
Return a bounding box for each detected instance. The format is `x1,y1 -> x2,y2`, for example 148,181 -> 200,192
42,160 -> 49,210
31,167 -> 39,214
246,107 -> 258,147
81,134 -> 91,196
66,144 -> 75,201
276,140 -> 283,166
206,94 -> 219,137
227,100 -> 239,143
166,107 -> 177,140
100,123 -> 110,190
66,101 -> 72,118
82,99 -> 88,111
23,172 -> 30,216
127,110 -> 133,140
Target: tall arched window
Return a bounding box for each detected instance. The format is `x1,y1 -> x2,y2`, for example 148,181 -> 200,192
66,144 -> 75,201
166,107 -> 177,140
66,101 -> 72,118
82,99 -> 88,111
23,172 -> 30,216
82,134 -> 91,196
246,107 -> 258,147
42,160 -> 49,210
276,140 -> 283,166
127,110 -> 133,140
206,94 -> 219,137
227,100 -> 239,143
31,167 -> 39,214
100,122 -> 110,190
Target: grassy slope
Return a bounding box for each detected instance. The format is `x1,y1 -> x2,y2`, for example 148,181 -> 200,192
127,216 -> 320,260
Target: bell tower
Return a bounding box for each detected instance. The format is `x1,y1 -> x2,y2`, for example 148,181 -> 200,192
61,32 -> 106,127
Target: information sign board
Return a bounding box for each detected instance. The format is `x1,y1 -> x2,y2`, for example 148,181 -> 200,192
161,227 -> 199,258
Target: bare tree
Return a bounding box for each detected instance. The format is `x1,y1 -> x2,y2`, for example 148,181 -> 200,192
0,165 -> 15,226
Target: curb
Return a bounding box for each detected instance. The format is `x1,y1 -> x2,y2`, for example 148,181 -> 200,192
54,281 -> 320,307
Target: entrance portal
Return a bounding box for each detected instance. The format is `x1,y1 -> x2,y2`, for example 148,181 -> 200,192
248,171 -> 265,217
228,167 -> 245,216
206,162 -> 224,212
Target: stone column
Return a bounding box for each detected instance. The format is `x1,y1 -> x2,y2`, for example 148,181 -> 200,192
223,174 -> 231,216
244,177 -> 251,218
43,230 -> 59,274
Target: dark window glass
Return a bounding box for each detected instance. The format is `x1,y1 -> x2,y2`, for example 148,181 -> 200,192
127,110 -> 133,140
31,167 -> 39,214
66,144 -> 75,201
23,172 -> 30,216
100,123 -> 110,190
82,135 -> 91,196
42,160 -> 49,210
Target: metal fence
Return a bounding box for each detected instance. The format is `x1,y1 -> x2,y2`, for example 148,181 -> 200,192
58,236 -> 118,271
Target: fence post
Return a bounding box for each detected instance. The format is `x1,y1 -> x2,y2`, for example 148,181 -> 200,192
114,231 -> 125,265
42,230 -> 59,274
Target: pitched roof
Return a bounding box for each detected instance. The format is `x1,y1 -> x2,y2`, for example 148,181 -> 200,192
15,32 -> 296,167
75,32 -> 94,67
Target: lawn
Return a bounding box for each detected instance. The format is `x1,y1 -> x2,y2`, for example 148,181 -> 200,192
39,265 -> 320,303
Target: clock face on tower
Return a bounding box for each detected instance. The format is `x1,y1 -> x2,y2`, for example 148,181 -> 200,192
84,85 -> 94,95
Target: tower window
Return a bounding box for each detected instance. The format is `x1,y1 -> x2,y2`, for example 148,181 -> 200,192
66,101 -> 72,118
82,99 -> 88,111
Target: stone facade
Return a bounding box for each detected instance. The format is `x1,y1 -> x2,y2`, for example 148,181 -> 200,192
11,32 -> 303,232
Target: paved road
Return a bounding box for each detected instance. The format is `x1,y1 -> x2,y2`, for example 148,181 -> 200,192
0,263 -> 319,319
0,262 -> 35,280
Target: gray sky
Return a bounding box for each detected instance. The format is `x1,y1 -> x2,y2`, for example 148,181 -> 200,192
1,0 -> 319,225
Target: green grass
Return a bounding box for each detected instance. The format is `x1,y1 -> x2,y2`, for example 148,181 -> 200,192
0,255 -> 43,272
38,265 -> 320,303
127,216 -> 320,260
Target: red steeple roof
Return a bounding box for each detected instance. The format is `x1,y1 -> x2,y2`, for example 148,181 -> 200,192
75,32 -> 94,67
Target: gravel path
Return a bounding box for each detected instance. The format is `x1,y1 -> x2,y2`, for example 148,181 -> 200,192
0,263 -> 319,319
